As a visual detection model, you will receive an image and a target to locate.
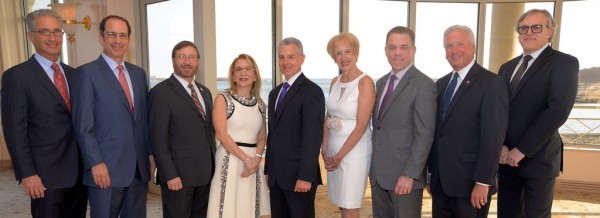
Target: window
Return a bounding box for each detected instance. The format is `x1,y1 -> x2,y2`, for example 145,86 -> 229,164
349,0 -> 409,80
415,2 -> 479,80
282,0 -> 340,97
215,0 -> 272,101
145,0 -> 193,88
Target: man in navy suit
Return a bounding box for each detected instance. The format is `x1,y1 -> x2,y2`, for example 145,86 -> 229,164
265,37 -> 325,218
497,9 -> 579,218
428,25 -> 508,218
1,9 -> 87,218
71,15 -> 154,218
149,41 -> 215,218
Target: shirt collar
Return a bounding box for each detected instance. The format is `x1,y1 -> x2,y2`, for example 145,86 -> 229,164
523,43 -> 549,60
454,59 -> 476,79
34,53 -> 59,70
173,73 -> 197,88
101,53 -> 125,71
283,71 -> 303,86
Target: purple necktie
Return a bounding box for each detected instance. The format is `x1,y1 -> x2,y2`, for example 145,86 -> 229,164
276,82 -> 290,111
378,74 -> 397,120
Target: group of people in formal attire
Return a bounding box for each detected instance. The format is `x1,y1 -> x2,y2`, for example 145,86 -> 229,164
1,7 -> 579,218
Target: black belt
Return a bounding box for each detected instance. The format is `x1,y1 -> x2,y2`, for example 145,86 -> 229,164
237,142 -> 257,147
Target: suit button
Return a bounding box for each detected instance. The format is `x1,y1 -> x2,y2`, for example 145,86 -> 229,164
376,126 -> 380,130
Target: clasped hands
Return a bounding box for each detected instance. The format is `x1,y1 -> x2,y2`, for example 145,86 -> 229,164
322,152 -> 341,171
241,156 -> 261,178
499,145 -> 525,167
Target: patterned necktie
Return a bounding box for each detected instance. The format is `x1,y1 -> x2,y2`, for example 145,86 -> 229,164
117,65 -> 134,112
378,74 -> 397,120
51,63 -> 71,111
441,72 -> 459,120
188,83 -> 206,120
276,82 -> 290,111
510,55 -> 533,96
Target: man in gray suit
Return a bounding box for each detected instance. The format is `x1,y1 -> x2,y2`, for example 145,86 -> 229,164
370,26 -> 437,218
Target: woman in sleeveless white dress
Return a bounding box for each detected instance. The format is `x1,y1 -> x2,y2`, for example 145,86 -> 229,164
207,54 -> 270,218
322,33 -> 376,217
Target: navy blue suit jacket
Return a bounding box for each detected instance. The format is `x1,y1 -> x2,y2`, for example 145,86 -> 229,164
1,56 -> 81,188
498,46 -> 578,178
265,73 -> 325,191
429,63 -> 508,198
72,56 -> 151,187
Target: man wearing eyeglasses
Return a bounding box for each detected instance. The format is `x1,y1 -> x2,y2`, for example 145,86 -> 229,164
497,9 -> 579,218
1,9 -> 88,218
71,15 -> 155,218
148,41 -> 216,218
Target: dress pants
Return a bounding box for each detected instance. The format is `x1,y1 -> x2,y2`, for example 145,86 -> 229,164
371,181 -> 422,218
498,168 -> 555,218
160,184 -> 210,218
269,182 -> 317,218
30,183 -> 87,218
431,178 -> 491,218
88,169 -> 148,218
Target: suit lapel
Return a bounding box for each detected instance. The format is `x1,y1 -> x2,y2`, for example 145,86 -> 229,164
97,56 -> 133,116
379,67 -> 416,120
373,74 -> 388,123
441,64 -> 480,126
274,74 -> 306,122
28,57 -> 70,111
168,75 -> 201,117
510,46 -> 554,101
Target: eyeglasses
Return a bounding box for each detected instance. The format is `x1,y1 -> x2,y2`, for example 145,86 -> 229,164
234,67 -> 255,73
102,32 -> 129,39
174,54 -> 198,61
517,24 -> 548,34
30,29 -> 64,37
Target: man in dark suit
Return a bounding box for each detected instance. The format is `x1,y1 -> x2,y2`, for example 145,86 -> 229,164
428,25 -> 508,218
71,15 -> 154,218
149,41 -> 215,218
497,9 -> 579,218
265,37 -> 325,218
370,26 -> 437,218
1,9 -> 87,218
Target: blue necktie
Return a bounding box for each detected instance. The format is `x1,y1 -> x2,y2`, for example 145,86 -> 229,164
378,74 -> 397,120
441,72 -> 458,120
276,82 -> 290,111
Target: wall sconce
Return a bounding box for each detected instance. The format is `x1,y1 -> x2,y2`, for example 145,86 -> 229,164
48,3 -> 91,43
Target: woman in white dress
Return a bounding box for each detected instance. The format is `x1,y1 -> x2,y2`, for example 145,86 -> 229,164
207,54 -> 270,218
322,33 -> 376,217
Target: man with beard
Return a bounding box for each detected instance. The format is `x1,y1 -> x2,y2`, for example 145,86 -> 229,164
149,41 -> 216,218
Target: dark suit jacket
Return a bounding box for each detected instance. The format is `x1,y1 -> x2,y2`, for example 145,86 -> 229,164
1,56 -> 81,188
72,56 -> 152,187
265,73 -> 325,191
428,63 -> 508,198
148,74 -> 215,187
498,46 -> 578,178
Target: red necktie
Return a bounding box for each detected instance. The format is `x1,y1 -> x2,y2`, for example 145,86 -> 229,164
117,65 -> 134,112
51,63 -> 71,111
188,83 -> 206,120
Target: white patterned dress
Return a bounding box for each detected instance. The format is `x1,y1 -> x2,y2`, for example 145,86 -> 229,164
325,74 -> 372,208
207,91 -> 270,218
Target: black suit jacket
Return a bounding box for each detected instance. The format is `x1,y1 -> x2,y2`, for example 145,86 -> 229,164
265,73 -> 325,191
1,56 -> 81,188
498,46 -> 578,178
148,75 -> 216,187
428,63 -> 508,198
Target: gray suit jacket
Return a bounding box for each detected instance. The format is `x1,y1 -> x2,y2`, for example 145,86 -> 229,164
370,65 -> 437,190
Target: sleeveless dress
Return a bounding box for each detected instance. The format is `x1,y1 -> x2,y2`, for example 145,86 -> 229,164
207,91 -> 270,218
325,74 -> 373,209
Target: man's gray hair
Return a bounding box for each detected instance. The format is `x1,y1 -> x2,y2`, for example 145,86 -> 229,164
25,9 -> 63,32
278,37 -> 304,55
443,25 -> 475,47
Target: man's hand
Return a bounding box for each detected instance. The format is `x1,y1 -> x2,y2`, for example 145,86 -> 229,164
499,145 -> 509,164
507,148 -> 526,167
149,155 -> 156,177
294,179 -> 312,193
91,163 -> 111,188
394,176 -> 414,196
167,177 -> 183,191
21,175 -> 46,199
470,183 -> 489,209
